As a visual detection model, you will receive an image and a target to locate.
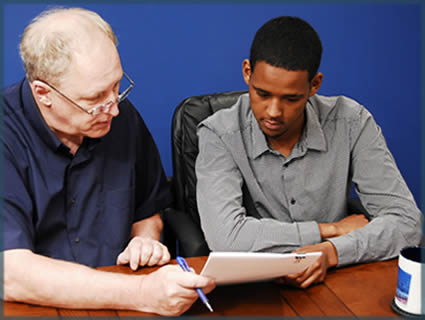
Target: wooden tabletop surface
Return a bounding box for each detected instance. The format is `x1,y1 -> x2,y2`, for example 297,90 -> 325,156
4,256 -> 400,317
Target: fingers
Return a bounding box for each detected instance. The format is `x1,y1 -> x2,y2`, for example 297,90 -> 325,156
152,265 -> 215,308
137,265 -> 209,316
295,266 -> 317,288
142,240 -> 170,266
203,281 -> 216,294
180,272 -> 216,290
292,245 -> 317,253
165,265 -> 215,290
300,260 -> 328,288
284,269 -> 306,280
281,259 -> 327,289
117,237 -> 171,270
130,246 -> 142,270
135,239 -> 154,267
116,249 -> 130,265
148,244 -> 170,266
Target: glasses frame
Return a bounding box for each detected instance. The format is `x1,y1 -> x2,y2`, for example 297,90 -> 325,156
37,72 -> 135,116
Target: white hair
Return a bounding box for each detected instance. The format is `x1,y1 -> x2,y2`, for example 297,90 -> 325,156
19,7 -> 118,84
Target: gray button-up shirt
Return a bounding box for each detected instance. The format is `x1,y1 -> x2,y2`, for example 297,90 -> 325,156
196,93 -> 422,266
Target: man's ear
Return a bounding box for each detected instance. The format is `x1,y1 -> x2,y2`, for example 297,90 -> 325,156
31,80 -> 52,106
242,59 -> 252,86
309,72 -> 323,97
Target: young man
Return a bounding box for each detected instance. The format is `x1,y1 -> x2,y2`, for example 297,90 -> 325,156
3,7 -> 214,315
196,16 -> 422,288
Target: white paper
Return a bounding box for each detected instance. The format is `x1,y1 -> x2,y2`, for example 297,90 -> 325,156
200,251 -> 322,285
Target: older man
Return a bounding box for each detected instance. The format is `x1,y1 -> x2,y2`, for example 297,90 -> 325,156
3,7 -> 214,315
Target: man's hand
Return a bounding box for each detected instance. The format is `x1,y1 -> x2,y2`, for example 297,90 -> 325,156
116,236 -> 170,270
118,213 -> 169,269
136,265 -> 216,316
334,214 -> 369,236
319,214 -> 369,239
278,241 -> 338,288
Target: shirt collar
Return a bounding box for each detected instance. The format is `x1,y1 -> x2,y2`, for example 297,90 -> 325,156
250,97 -> 327,159
303,99 -> 327,152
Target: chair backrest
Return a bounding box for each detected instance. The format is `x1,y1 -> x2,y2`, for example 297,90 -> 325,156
171,90 -> 247,227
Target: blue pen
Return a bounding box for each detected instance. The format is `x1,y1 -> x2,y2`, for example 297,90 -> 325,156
176,256 -> 213,312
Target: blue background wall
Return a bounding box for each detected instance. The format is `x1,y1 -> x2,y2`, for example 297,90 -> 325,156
3,2 -> 422,208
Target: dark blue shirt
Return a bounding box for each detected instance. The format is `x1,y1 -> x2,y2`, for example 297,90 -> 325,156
2,79 -> 173,267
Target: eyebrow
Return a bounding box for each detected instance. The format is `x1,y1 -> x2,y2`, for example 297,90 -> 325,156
252,85 -> 304,99
252,86 -> 270,95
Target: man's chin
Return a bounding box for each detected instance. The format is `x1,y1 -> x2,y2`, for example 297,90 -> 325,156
86,124 -> 112,139
264,129 -> 287,140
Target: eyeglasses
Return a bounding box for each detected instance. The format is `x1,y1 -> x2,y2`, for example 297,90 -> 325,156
38,72 -> 135,116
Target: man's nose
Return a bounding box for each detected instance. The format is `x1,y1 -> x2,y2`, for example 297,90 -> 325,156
104,90 -> 120,116
107,100 -> 120,117
266,98 -> 282,118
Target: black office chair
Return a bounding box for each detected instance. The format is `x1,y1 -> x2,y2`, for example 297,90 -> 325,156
162,91 -> 368,257
162,91 -> 248,257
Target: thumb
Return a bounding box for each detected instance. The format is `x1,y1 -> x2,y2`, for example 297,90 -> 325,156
179,272 -> 215,289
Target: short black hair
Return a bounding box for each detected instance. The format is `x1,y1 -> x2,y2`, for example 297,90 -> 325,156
249,16 -> 322,81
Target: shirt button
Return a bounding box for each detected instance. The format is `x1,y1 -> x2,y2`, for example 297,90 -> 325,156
74,237 -> 80,243
71,198 -> 76,206
290,198 -> 296,205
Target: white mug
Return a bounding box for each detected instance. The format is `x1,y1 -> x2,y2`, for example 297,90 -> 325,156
394,246 -> 425,315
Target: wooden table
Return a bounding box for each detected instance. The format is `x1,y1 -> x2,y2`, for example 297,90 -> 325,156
3,257 -> 400,317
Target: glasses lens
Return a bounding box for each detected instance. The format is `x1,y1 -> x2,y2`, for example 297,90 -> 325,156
89,73 -> 134,115
91,101 -> 116,116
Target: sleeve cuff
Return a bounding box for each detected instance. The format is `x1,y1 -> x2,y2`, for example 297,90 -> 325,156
327,235 -> 357,267
296,221 -> 321,246
134,191 -> 174,221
